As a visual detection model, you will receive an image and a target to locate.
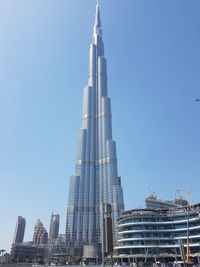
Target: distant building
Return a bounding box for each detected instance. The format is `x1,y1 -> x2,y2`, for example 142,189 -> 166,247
33,219 -> 48,245
115,204 -> 200,264
11,242 -> 49,263
13,216 -> 26,244
49,213 -> 59,244
49,234 -> 67,256
145,193 -> 188,210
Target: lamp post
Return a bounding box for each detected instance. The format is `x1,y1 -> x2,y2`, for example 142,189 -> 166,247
101,203 -> 105,267
101,203 -> 113,267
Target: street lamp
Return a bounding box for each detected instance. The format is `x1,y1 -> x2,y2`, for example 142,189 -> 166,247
101,203 -> 113,267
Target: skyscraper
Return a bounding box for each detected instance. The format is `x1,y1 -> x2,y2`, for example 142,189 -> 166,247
66,2 -> 124,252
33,219 -> 48,245
13,216 -> 26,244
49,213 -> 60,244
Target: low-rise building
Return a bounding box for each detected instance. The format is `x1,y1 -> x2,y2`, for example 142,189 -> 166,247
11,242 -> 49,263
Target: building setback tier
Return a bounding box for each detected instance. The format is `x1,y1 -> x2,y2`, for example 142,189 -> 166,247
65,2 -> 124,253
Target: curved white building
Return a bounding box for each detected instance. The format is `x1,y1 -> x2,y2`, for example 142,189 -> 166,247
66,3 -> 124,253
115,204 -> 200,264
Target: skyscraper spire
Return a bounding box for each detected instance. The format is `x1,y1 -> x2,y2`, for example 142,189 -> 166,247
66,3 -> 124,254
95,3 -> 101,27
93,0 -> 102,48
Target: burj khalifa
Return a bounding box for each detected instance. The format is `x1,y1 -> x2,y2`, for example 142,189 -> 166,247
66,2 -> 124,252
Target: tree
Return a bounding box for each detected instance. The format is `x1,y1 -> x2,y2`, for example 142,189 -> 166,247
0,250 -> 6,256
3,253 -> 11,264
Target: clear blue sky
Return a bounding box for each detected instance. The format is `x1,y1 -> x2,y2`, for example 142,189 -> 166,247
0,0 -> 200,252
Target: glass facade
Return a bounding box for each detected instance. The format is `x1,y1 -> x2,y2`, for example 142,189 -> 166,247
49,214 -> 60,244
115,205 -> 200,261
13,216 -> 26,244
65,3 -> 124,251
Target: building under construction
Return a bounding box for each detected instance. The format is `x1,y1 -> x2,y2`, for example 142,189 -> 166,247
114,203 -> 200,264
145,192 -> 189,210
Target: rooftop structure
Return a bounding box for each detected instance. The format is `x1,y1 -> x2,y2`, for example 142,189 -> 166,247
145,193 -> 188,210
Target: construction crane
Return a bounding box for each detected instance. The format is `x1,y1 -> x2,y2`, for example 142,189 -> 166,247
185,189 -> 193,265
